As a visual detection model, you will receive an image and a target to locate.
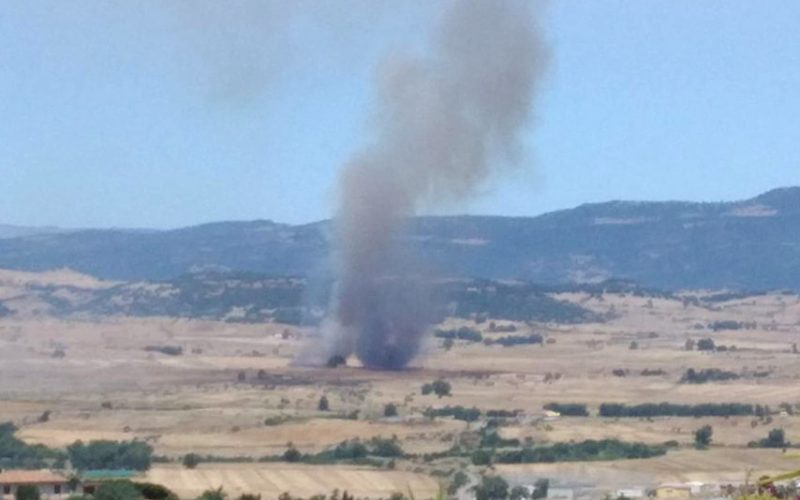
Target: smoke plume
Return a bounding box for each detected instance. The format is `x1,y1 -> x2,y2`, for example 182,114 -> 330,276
327,0 -> 549,369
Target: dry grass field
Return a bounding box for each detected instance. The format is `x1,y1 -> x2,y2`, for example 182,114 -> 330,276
2,270 -> 800,497
143,463 -> 439,499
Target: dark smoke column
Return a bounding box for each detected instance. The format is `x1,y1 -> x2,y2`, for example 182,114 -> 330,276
328,0 -> 549,370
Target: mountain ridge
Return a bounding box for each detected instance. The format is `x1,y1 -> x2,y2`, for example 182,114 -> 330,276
0,187 -> 798,290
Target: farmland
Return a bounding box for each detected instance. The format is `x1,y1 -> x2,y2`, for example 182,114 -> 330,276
1,269 -> 800,497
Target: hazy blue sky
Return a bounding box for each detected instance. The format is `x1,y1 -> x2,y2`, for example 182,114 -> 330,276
2,1 -> 798,229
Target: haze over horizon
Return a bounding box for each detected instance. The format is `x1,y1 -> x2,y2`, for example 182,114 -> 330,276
3,1 -> 799,229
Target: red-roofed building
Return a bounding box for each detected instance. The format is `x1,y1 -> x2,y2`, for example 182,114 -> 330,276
0,470 -> 69,499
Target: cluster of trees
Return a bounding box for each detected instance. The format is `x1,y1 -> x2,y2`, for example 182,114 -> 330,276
543,403 -> 589,417
446,281 -> 597,323
0,422 -> 64,469
421,379 -> 452,398
433,327 -> 483,343
472,476 -> 549,500
749,428 -> 789,448
478,431 -> 520,449
488,322 -> 518,333
67,440 -> 153,471
599,402 -> 754,418
283,437 -> 405,465
708,320 -> 757,331
425,406 -> 481,422
490,439 -> 667,464
680,368 -> 740,384
485,334 -> 543,347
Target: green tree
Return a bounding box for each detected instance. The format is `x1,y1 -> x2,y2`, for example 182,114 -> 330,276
432,379 -> 452,398
318,396 -> 330,412
761,428 -> 788,448
182,453 -> 201,469
94,480 -> 141,500
694,425 -> 713,449
15,485 -> 41,500
697,338 -> 716,351
532,479 -> 549,500
474,476 -> 509,500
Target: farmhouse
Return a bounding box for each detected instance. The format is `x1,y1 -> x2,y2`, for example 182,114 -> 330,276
0,470 -> 69,499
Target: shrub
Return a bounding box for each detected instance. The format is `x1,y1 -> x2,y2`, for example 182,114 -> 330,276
318,396 -> 330,412
383,403 -> 398,418
15,485 -> 41,500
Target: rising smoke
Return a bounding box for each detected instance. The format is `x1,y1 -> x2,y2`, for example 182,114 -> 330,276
326,0 -> 550,369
